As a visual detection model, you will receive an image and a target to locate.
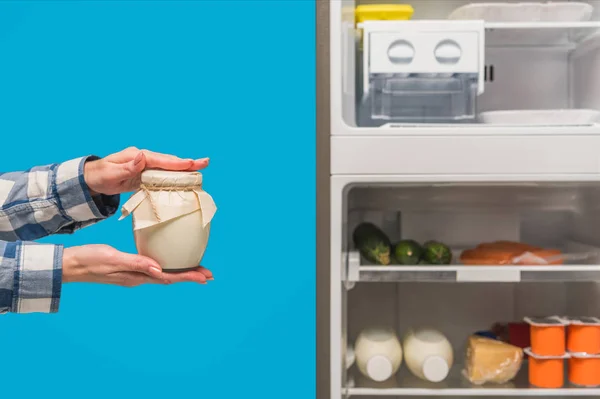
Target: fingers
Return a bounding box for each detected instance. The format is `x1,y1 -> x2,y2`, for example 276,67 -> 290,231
142,150 -> 196,171
107,147 -> 210,173
106,272 -> 166,287
108,251 -> 163,279
190,158 -> 210,171
162,267 -> 212,284
197,266 -> 213,280
139,150 -> 210,171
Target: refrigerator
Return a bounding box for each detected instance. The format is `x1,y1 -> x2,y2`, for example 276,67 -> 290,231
326,0 -> 600,398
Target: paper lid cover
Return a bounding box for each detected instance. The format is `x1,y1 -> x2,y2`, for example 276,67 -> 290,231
141,170 -> 203,188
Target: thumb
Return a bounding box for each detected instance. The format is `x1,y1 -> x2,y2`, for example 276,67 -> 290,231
115,151 -> 146,180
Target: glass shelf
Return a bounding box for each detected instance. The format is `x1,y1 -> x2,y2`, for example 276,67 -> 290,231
345,243 -> 600,283
345,364 -> 600,396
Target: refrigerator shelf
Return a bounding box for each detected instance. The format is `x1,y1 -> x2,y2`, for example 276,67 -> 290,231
483,21 -> 600,47
358,20 -> 600,47
345,364 -> 600,396
345,250 -> 600,283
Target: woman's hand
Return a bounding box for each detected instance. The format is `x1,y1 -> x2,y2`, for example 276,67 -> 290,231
62,245 -> 213,287
83,147 -> 209,196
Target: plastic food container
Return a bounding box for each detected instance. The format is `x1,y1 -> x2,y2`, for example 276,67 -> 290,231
119,170 -> 217,271
524,317 -> 567,356
524,348 -> 567,389
355,4 -> 414,24
403,328 -> 454,383
362,74 -> 478,125
568,353 -> 600,387
354,327 -> 403,382
565,317 -> 600,354
508,322 -> 531,350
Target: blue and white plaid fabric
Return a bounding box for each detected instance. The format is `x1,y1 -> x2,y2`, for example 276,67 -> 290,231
0,156 -> 119,314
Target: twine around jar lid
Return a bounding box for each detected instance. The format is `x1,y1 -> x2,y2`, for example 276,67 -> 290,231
139,170 -> 204,222
140,170 -> 203,189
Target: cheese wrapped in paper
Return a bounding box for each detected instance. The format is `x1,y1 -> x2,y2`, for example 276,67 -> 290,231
464,335 -> 523,385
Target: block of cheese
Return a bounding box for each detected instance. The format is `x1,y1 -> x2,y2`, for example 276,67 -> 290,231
464,335 -> 524,385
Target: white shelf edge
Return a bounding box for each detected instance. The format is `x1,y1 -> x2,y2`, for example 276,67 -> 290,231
356,265 -> 600,283
345,387 -> 600,396
360,265 -> 600,272
358,21 -> 600,30
485,21 -> 600,30
332,124 -> 600,136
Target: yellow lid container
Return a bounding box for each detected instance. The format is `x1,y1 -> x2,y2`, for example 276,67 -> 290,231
355,4 -> 414,24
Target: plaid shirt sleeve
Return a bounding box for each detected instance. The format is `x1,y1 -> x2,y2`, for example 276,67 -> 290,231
0,156 -> 120,314
0,241 -> 63,314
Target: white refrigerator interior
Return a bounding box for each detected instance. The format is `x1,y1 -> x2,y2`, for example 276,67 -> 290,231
329,0 -> 600,398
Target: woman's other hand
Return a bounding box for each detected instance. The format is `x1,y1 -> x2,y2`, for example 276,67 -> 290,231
62,245 -> 213,287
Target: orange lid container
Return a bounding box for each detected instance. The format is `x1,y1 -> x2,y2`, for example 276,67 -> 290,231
524,348 -> 567,389
568,353 -> 600,387
524,316 -> 567,356
565,317 -> 600,354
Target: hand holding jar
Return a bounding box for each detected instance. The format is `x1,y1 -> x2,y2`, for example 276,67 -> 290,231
62,147 -> 216,287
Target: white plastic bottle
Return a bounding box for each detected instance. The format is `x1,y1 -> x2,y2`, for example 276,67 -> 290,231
354,327 -> 403,382
403,328 -> 454,383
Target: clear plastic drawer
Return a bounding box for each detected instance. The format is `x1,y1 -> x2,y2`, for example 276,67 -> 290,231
359,73 -> 478,126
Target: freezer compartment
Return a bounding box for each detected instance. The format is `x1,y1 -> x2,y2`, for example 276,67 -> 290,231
336,0 -> 600,129
344,182 -> 600,282
343,281 -> 600,396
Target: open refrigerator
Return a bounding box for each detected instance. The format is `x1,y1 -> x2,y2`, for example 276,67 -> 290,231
329,0 -> 600,398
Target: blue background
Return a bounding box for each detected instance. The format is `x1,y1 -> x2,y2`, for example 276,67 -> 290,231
0,1 -> 315,398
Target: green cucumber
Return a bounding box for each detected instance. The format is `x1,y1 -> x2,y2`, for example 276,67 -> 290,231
422,241 -> 452,265
393,240 -> 423,265
352,223 -> 392,265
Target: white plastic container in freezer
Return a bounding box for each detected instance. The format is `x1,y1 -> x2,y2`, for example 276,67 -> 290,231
357,20 -> 485,127
448,2 -> 594,22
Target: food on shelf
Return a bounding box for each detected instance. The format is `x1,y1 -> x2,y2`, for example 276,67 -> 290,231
422,241 -> 452,265
353,223 -> 392,265
568,353 -> 600,387
564,316 -> 600,354
477,241 -> 534,252
354,327 -> 403,382
506,322 -> 531,350
474,330 -> 499,340
393,240 -> 423,265
524,316 -> 567,356
346,345 -> 355,370
403,328 -> 454,383
352,222 -> 452,265
464,335 -> 524,385
513,249 -> 563,265
355,4 -> 414,24
460,241 -> 563,265
524,348 -> 567,389
522,316 -> 600,387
